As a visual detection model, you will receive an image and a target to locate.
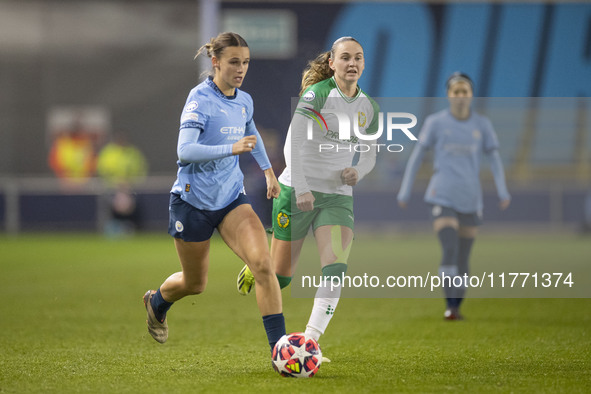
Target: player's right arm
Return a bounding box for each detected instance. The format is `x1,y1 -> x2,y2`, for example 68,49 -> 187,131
177,90 -> 255,163
289,86 -> 326,211
289,112 -> 316,211
397,143 -> 427,208
397,116 -> 434,208
177,128 -> 255,163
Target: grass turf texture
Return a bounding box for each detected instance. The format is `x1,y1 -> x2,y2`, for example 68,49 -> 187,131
0,233 -> 589,393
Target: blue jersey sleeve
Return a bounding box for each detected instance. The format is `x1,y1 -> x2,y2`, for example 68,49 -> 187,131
245,118 -> 272,170
481,117 -> 500,153
177,127 -> 233,163
180,91 -> 209,131
417,115 -> 436,148
487,150 -> 511,201
397,142 -> 427,204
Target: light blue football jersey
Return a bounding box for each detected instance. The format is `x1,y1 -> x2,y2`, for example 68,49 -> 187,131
418,109 -> 500,213
171,77 -> 271,210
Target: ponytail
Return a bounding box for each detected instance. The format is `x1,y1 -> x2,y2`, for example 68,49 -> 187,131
299,51 -> 333,96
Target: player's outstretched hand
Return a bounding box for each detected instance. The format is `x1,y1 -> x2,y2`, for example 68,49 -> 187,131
499,199 -> 511,211
232,135 -> 257,155
341,167 -> 359,186
296,192 -> 315,212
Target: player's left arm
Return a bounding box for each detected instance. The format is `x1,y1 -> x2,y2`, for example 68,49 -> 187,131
345,101 -> 381,186
486,150 -> 511,210
483,118 -> 511,210
342,144 -> 376,187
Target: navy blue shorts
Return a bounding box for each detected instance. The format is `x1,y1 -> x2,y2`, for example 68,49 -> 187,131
430,205 -> 482,227
168,193 -> 250,242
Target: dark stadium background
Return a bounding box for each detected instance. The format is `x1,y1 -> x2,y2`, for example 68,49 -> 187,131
0,1 -> 589,232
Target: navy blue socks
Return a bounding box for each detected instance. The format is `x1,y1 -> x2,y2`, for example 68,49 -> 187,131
150,288 -> 173,323
458,237 -> 475,277
438,228 -> 476,309
437,227 -> 460,308
438,226 -> 459,268
454,237 -> 475,307
262,313 -> 286,351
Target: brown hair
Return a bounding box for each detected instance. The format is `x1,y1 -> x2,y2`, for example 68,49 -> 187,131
299,36 -> 362,96
195,32 -> 249,76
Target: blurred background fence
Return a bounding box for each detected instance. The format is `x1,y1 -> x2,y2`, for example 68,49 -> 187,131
0,0 -> 590,234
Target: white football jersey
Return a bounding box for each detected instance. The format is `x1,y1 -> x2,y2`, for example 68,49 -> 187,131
279,76 -> 379,196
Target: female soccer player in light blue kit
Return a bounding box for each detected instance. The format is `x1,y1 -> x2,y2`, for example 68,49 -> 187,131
143,32 -> 286,354
397,72 -> 511,320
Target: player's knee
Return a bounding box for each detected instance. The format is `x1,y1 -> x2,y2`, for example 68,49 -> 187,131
249,256 -> 274,282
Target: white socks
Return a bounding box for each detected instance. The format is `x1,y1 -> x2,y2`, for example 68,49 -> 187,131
304,283 -> 342,341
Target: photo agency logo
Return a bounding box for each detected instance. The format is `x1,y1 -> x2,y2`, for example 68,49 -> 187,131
296,107 -> 418,153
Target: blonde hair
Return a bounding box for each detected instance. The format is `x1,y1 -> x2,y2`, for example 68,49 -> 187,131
195,32 -> 248,76
299,36 -> 362,96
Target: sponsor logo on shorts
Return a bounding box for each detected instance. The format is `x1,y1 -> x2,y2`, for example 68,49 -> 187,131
175,221 -> 184,232
277,212 -> 290,228
432,205 -> 442,217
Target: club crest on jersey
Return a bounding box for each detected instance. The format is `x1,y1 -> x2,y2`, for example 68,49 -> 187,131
185,101 -> 198,112
242,107 -> 246,118
358,111 -> 367,128
472,129 -> 481,139
277,212 -> 290,228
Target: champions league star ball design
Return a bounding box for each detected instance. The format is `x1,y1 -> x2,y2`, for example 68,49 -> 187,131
272,333 -> 322,378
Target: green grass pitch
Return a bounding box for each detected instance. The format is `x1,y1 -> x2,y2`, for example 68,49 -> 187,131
0,232 -> 589,393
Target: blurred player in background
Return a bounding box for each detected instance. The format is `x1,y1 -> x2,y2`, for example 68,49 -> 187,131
97,133 -> 147,235
143,32 -> 285,354
397,72 -> 511,320
237,37 -> 379,356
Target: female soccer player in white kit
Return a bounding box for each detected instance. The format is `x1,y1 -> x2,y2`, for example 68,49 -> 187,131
397,72 -> 511,320
143,32 -> 286,354
238,37 -> 379,355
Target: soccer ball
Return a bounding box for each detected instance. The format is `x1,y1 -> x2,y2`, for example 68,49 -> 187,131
272,332 -> 322,378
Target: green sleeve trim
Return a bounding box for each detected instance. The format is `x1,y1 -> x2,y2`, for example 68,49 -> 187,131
365,95 -> 381,135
